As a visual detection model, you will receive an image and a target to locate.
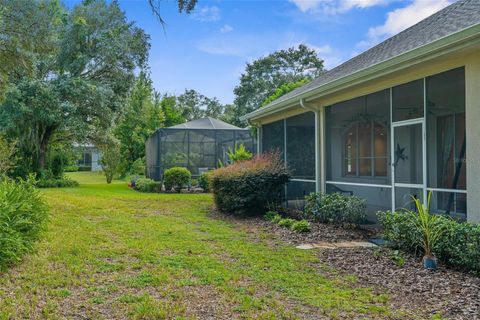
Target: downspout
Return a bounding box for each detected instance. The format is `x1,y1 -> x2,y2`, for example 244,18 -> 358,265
300,98 -> 323,193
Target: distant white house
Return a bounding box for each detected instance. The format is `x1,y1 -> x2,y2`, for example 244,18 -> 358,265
73,143 -> 102,172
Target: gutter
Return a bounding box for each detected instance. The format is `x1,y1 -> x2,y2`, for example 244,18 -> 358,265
241,23 -> 480,122
299,98 -> 317,112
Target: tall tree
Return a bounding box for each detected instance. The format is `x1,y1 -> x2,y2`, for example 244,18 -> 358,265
0,0 -> 62,98
231,44 -> 325,126
0,0 -> 149,174
160,94 -> 185,127
115,73 -> 164,168
176,89 -> 225,121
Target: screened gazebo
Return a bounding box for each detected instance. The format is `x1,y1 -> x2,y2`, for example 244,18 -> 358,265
146,117 -> 256,181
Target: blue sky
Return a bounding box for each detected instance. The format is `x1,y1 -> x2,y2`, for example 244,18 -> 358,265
70,0 -> 454,104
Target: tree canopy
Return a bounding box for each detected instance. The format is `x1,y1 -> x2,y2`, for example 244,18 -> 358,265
0,0 -> 149,174
230,44 -> 325,126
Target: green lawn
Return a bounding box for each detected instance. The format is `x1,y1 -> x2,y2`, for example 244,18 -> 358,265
0,172 -> 402,319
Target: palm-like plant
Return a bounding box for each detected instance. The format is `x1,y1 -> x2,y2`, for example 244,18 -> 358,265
404,192 -> 446,259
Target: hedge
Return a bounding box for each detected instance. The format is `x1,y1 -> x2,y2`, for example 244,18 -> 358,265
305,192 -> 367,225
210,152 -> 290,216
134,178 -> 161,193
378,211 -> 480,274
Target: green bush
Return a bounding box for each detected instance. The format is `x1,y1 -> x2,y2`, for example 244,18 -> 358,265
130,158 -> 145,176
305,192 -> 367,225
163,167 -> 191,192
210,153 -> 290,216
191,179 -> 198,187
378,211 -> 480,274
50,154 -> 65,178
0,177 -> 49,270
436,221 -> 480,273
198,172 -> 212,192
134,178 -> 161,193
291,220 -> 311,233
277,218 -> 296,228
264,211 -> 280,221
226,144 -> 253,164
64,165 -> 79,172
36,171 -> 79,188
271,214 -> 283,224
377,210 -> 422,254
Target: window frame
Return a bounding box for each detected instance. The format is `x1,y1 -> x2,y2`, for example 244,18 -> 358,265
342,120 -> 388,178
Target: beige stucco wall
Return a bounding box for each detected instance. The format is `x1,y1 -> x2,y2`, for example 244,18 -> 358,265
255,44 -> 480,221
465,51 -> 480,223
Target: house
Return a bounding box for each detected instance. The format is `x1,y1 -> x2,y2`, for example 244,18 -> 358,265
241,0 -> 480,223
145,117 -> 256,180
74,143 -> 102,172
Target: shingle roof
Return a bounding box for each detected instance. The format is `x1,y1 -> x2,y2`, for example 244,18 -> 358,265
168,117 -> 244,130
262,0 -> 480,110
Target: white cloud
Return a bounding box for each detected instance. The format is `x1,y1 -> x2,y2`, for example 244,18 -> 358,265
191,6 -> 221,22
288,0 -> 392,14
357,0 -> 453,51
220,24 -> 233,33
369,0 -> 452,39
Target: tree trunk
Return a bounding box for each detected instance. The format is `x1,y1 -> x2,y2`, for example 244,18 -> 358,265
38,126 -> 55,171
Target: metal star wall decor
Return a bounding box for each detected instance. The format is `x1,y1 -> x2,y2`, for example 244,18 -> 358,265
393,143 -> 408,167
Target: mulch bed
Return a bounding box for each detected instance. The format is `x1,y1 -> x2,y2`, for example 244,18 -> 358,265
210,210 -> 480,320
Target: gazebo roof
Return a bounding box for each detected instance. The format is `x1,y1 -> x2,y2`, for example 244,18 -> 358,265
168,117 -> 244,130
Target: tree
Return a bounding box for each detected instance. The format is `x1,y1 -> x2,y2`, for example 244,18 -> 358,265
0,0 -> 62,98
160,94 -> 185,127
98,134 -> 121,184
261,79 -> 310,107
115,73 -> 165,171
0,136 -> 16,176
231,44 -> 325,126
176,89 -> 225,121
148,0 -> 197,25
0,0 -> 149,175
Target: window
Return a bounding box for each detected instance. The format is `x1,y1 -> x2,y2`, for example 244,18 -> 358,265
343,121 -> 387,177
262,120 -> 284,155
286,112 -> 315,180
392,79 -> 424,122
326,89 -> 390,183
426,67 -> 466,217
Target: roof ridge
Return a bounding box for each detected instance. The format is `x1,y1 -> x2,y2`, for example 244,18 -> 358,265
253,0 -> 479,113
207,117 -> 216,129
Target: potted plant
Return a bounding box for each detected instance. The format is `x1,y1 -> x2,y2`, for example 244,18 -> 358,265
404,192 -> 446,269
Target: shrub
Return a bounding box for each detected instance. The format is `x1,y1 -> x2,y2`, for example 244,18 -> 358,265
36,170 -> 79,188
134,178 -> 161,193
226,144 -> 253,164
305,192 -> 367,225
50,154 -> 65,178
377,211 -> 422,254
210,152 -> 290,216
163,167 -> 191,192
191,179 -> 198,187
0,177 -> 49,270
378,211 -> 480,274
264,211 -> 280,221
291,220 -> 311,233
64,165 -> 79,172
130,158 -> 145,176
277,218 -> 296,228
436,221 -> 480,273
198,172 -> 212,192
271,214 -> 283,224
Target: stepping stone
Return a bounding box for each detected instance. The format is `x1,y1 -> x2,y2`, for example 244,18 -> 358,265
295,241 -> 377,250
